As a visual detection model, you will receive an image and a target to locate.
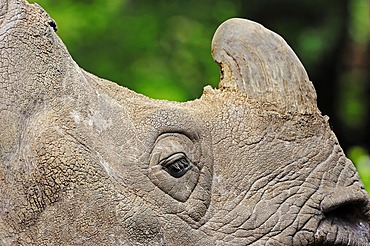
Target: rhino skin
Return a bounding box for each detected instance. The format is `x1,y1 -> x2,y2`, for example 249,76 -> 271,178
0,0 -> 369,245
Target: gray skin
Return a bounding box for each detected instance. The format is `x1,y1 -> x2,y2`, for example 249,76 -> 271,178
0,0 -> 369,245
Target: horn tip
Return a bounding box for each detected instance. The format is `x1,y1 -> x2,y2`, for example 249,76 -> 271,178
211,18 -> 319,115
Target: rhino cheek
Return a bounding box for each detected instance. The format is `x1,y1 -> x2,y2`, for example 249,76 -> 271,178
186,96 -> 368,245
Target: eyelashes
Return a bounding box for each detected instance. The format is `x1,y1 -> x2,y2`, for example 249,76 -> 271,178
159,153 -> 193,178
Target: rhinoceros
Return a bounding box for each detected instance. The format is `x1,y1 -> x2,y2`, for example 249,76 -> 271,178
0,0 -> 369,245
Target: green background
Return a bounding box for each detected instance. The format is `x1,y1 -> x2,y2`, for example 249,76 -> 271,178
29,0 -> 370,192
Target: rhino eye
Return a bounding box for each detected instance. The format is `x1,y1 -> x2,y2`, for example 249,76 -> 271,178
148,133 -> 201,202
160,153 -> 193,178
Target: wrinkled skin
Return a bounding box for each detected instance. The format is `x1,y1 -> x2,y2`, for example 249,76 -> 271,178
0,1 -> 369,245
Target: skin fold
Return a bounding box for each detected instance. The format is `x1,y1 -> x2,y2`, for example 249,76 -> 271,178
0,0 -> 369,245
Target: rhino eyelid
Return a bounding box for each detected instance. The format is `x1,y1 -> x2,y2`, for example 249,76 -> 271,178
159,152 -> 193,178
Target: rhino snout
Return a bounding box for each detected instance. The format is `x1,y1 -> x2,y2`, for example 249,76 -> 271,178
314,188 -> 370,245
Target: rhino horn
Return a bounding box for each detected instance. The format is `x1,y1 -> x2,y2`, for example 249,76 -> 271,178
212,18 -> 319,114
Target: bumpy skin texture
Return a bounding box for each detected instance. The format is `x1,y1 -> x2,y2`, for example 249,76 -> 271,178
1,1 -> 369,245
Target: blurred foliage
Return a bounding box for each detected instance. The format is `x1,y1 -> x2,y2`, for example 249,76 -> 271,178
29,0 -> 370,192
348,146 -> 370,191
30,0 -> 236,101
342,0 -> 370,193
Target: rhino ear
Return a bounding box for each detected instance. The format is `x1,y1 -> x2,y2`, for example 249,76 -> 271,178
212,18 -> 319,114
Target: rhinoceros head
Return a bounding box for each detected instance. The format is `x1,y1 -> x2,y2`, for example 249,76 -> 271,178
0,0 -> 369,245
